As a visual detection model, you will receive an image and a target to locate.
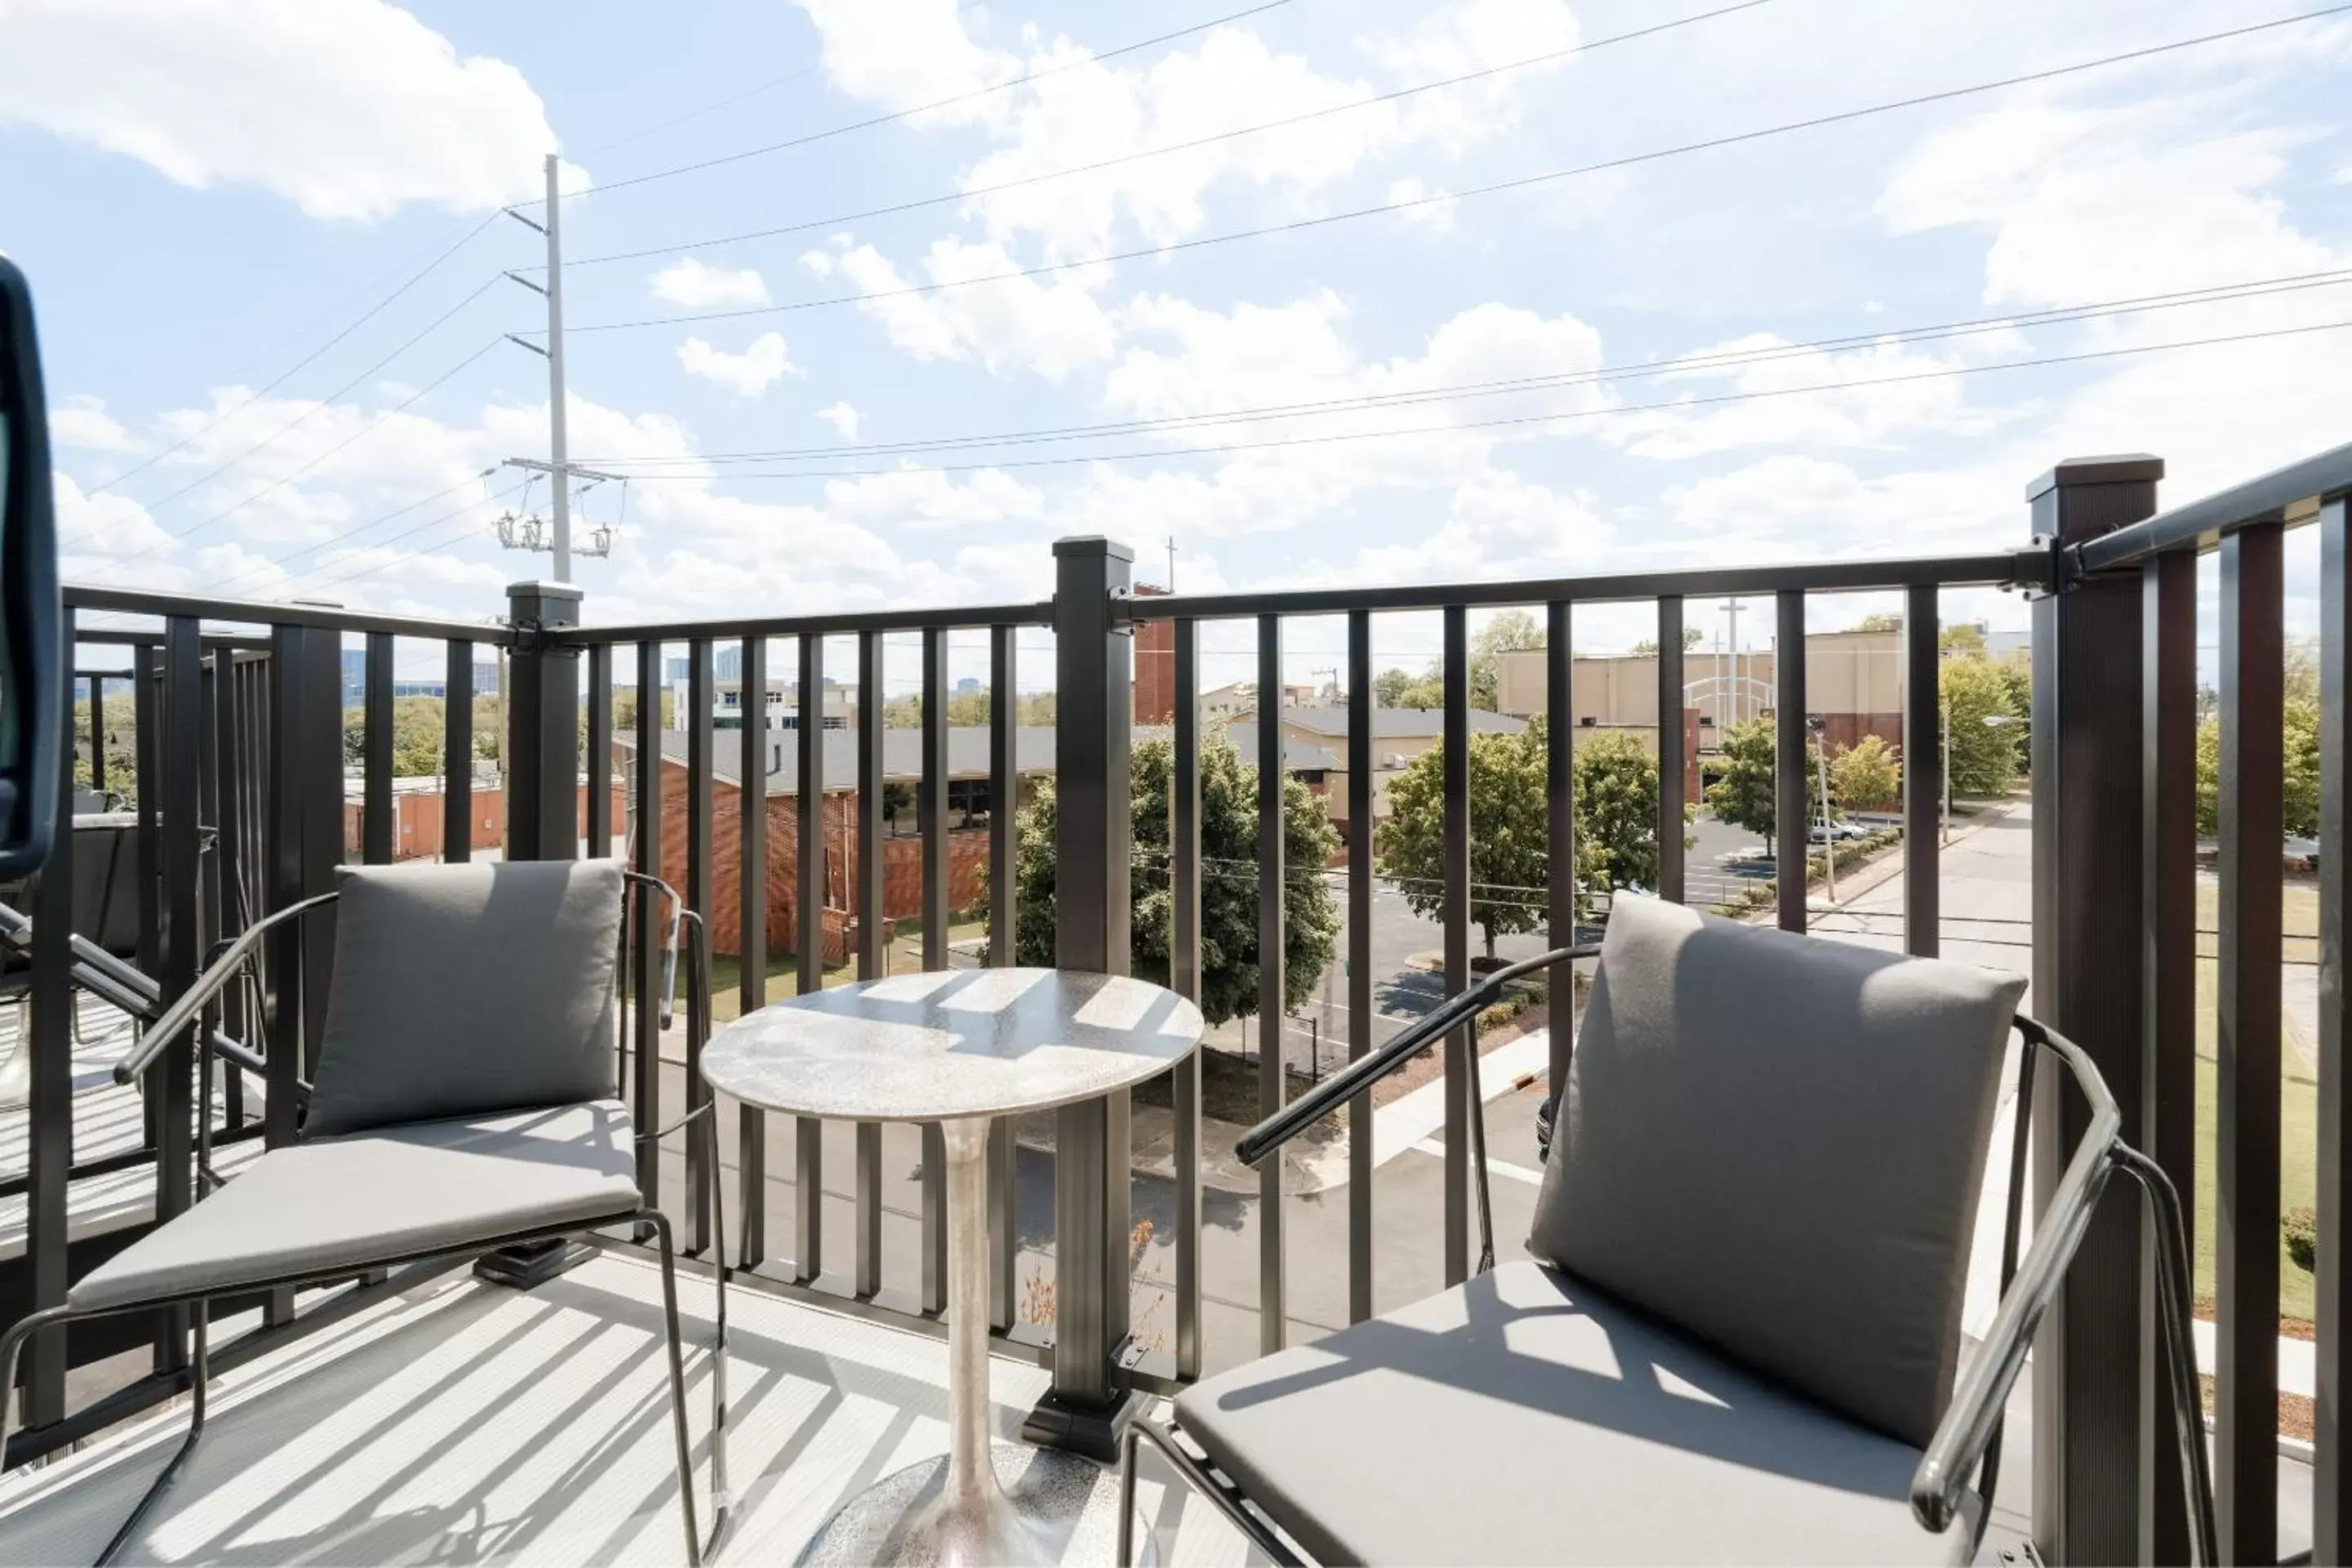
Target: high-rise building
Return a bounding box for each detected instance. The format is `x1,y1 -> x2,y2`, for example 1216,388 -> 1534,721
340,648 -> 366,706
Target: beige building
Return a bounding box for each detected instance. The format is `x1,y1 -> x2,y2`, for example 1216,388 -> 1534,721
1219,706 -> 1526,828
1494,628 -> 1905,753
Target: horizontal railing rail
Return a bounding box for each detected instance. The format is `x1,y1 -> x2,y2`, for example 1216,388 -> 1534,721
2076,438 -> 2352,574
551,600 -> 1052,647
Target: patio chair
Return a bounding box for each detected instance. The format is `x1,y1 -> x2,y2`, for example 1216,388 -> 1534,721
0,858 -> 732,1566
1118,894 -> 2216,1566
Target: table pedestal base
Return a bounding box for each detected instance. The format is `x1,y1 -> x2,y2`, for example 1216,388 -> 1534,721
795,1441 -> 1107,1567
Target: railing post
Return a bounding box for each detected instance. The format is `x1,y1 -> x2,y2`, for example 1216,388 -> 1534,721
1023,535 -> 1137,1461
2028,453 -> 2162,1564
504,581 -> 582,861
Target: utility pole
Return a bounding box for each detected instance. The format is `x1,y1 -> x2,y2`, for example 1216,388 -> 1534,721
1165,536 -> 1177,593
1719,599 -> 1743,725
501,153 -> 580,581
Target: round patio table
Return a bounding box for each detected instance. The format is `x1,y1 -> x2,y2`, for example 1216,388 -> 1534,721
700,967 -> 1204,1566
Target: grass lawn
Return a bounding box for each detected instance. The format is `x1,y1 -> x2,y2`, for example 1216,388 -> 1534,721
2191,876 -> 2320,1327
699,920 -> 990,1022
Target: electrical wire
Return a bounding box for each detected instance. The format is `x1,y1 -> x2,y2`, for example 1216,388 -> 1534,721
556,6 -> 2352,336
277,480 -> 531,600
195,470 -> 501,597
579,269 -> 2352,468
561,0 -> 1775,270
574,0 -> 1302,199
587,316 -> 2352,483
121,276 -> 506,525
100,336 -> 506,576
581,62 -> 826,159
91,212 -> 506,496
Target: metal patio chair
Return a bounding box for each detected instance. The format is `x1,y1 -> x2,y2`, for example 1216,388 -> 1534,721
1118,894 -> 2215,1566
0,858 -> 732,1566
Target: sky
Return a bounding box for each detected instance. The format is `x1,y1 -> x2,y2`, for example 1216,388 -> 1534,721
4,0 -> 2350,689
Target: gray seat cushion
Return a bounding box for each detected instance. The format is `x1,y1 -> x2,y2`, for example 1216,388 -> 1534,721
1174,1262 -> 1965,1566
305,858 -> 624,1138
1530,895 -> 2024,1448
69,1100 -> 640,1311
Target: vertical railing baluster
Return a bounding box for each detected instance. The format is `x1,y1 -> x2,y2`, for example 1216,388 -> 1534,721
154,616 -> 203,1374
1655,597 -> 1686,904
1257,612 -> 1288,1349
447,639 -> 475,863
580,642 -> 606,862
2143,547 -> 2198,1563
987,624 -> 1018,1334
86,670 -> 104,799
134,643 -> 158,979
1173,617 -> 1205,1365
2319,495 -> 2352,1561
205,649 -> 243,1129
24,607 -> 75,1430
1442,606 -> 1471,1287
920,626 -> 950,1315
362,631 -> 392,864
684,638 -> 715,1254
737,636 -> 768,1272
795,634 -> 826,1285
2217,519 -> 2283,1561
1348,608 -> 1374,1326
1775,591 -> 1808,933
1903,586 -> 1940,956
295,628 -> 341,1078
262,628 -> 306,1161
854,630 -> 884,1298
632,640 -> 664,1219
1545,601 -> 1573,1088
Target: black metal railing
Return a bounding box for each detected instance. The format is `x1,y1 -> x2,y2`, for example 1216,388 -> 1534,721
7,439 -> 2352,1564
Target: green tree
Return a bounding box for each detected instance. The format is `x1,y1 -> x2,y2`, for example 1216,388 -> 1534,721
2194,697 -> 2320,839
1992,654 -> 2031,773
998,737 -> 1338,1027
1704,717 -> 1820,840
1940,622 -> 1987,657
1573,729 -> 1664,893
1468,609 -> 1544,712
1851,612 -> 1902,633
341,697 -> 450,777
1829,733 -> 1901,812
1376,723 -> 1551,960
1941,657 -> 2020,795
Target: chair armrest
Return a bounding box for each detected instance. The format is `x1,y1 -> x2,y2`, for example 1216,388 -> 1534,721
1911,1015 -> 2123,1534
1234,943 -> 1597,1169
115,892 -> 337,1085
622,871 -> 685,1030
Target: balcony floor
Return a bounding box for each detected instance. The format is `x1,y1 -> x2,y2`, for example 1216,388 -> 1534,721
0,1248 -> 1254,1566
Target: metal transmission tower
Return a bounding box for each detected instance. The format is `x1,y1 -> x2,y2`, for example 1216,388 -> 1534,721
498,153 -> 609,580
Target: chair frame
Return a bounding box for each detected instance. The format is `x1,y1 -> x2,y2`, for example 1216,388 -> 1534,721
1116,942 -> 2219,1568
0,867 -> 733,1567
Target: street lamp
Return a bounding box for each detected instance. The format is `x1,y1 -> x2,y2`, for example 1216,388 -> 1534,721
1806,716 -> 1836,903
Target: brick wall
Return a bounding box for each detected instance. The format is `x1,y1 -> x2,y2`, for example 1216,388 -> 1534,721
654,762 -> 991,962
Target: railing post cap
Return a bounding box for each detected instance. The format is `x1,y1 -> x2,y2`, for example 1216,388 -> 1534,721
1052,535 -> 1136,564
506,579 -> 584,630
2025,454 -> 2164,501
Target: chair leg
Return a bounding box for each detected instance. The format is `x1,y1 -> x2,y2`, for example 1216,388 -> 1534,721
1116,1420 -> 1142,1568
650,1212 -> 720,1567
96,1302 -> 208,1568
2112,1146 -> 2221,1567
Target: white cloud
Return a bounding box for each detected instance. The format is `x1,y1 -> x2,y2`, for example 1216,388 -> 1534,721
50,395 -> 145,453
816,401 -> 863,441
809,235 -> 1119,381
0,0 -> 577,219
649,256 -> 771,309
1387,177 -> 1458,230
676,333 -> 802,398
791,0 -> 1018,128
55,471 -> 172,569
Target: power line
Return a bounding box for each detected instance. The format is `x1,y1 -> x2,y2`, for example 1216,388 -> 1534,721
196,470 -> 501,597
578,269 -> 2352,468
122,275 -> 506,521
556,6 -> 2352,336
100,336 -> 505,576
561,0 -> 1775,270
279,480 -> 530,600
573,0 -> 1301,200
91,212 -> 506,496
588,316 -> 2352,483
581,62 -> 826,159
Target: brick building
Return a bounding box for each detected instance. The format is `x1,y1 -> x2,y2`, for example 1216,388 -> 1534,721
637,727 -> 1055,965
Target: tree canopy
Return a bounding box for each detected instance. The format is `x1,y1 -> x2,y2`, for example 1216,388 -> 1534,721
999,736 -> 1339,1027
1704,716 -> 1820,840
1377,724 -> 1550,959
1571,728 -> 1663,893
1829,733 -> 1901,812
1940,657 -> 2021,795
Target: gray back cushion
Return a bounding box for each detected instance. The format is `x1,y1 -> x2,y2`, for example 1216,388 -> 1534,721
1530,895 -> 2025,1449
304,859 -> 624,1138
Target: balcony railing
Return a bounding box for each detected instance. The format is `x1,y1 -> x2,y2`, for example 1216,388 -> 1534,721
4,441 -> 2350,1561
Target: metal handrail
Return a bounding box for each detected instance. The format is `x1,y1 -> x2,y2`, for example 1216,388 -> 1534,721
2075,437 -> 2352,574
0,906 -> 265,1076
1910,1015 -> 2218,1565
114,893 -> 336,1085
1234,942 -> 1598,1169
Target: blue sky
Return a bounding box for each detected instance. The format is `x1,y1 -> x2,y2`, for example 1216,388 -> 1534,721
5,0 -> 2349,688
